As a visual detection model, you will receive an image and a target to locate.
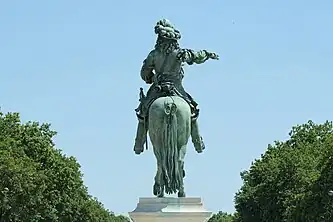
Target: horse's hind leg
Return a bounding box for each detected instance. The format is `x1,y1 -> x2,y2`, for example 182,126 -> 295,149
177,160 -> 186,197
158,183 -> 165,198
178,145 -> 187,198
153,149 -> 164,197
153,164 -> 165,198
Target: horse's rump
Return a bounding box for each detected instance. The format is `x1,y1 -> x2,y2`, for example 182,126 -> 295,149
148,96 -> 191,195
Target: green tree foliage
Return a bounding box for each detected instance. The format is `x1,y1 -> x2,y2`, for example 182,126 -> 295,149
234,120 -> 333,222
294,134 -> 333,221
208,211 -> 235,222
0,112 -> 130,222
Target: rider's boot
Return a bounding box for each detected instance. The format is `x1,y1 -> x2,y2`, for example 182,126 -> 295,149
191,118 -> 205,152
134,119 -> 147,154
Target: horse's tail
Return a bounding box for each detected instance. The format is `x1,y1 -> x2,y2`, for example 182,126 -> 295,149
161,98 -> 181,194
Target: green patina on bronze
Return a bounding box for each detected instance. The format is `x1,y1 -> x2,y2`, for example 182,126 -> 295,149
133,19 -> 219,198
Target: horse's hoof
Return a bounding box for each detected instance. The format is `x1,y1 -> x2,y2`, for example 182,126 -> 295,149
153,186 -> 158,196
178,191 -> 186,198
153,183 -> 160,196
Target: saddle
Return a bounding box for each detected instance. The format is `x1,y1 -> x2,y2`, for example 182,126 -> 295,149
135,83 -> 199,122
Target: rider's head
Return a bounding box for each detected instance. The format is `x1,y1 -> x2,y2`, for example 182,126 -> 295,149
154,19 -> 181,53
154,19 -> 181,41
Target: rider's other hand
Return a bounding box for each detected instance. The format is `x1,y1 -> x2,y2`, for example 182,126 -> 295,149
144,71 -> 154,84
209,52 -> 219,60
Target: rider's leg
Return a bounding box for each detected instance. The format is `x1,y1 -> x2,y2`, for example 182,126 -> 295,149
134,117 -> 147,154
186,95 -> 205,152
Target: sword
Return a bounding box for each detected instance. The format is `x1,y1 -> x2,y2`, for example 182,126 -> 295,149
138,88 -> 149,151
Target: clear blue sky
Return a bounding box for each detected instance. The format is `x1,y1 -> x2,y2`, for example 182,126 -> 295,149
1,0 -> 332,215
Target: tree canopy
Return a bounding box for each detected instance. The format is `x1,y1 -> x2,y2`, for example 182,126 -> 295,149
234,120 -> 333,222
0,112 -> 129,222
208,211 -> 235,222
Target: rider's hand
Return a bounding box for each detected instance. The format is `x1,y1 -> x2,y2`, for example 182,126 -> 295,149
208,52 -> 219,60
144,72 -> 154,84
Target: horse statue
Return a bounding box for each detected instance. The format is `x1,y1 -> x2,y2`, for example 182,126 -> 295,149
149,96 -> 192,197
133,19 -> 219,197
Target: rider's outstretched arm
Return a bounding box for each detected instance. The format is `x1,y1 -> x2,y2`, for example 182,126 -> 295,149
177,49 -> 210,65
140,50 -> 155,84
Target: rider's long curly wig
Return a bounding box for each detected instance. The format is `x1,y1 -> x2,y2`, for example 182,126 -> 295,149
155,36 -> 180,54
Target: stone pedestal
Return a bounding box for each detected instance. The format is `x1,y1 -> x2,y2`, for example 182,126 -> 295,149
129,197 -> 212,222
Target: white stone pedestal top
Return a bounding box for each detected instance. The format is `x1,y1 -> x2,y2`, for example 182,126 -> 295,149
129,197 -> 212,222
